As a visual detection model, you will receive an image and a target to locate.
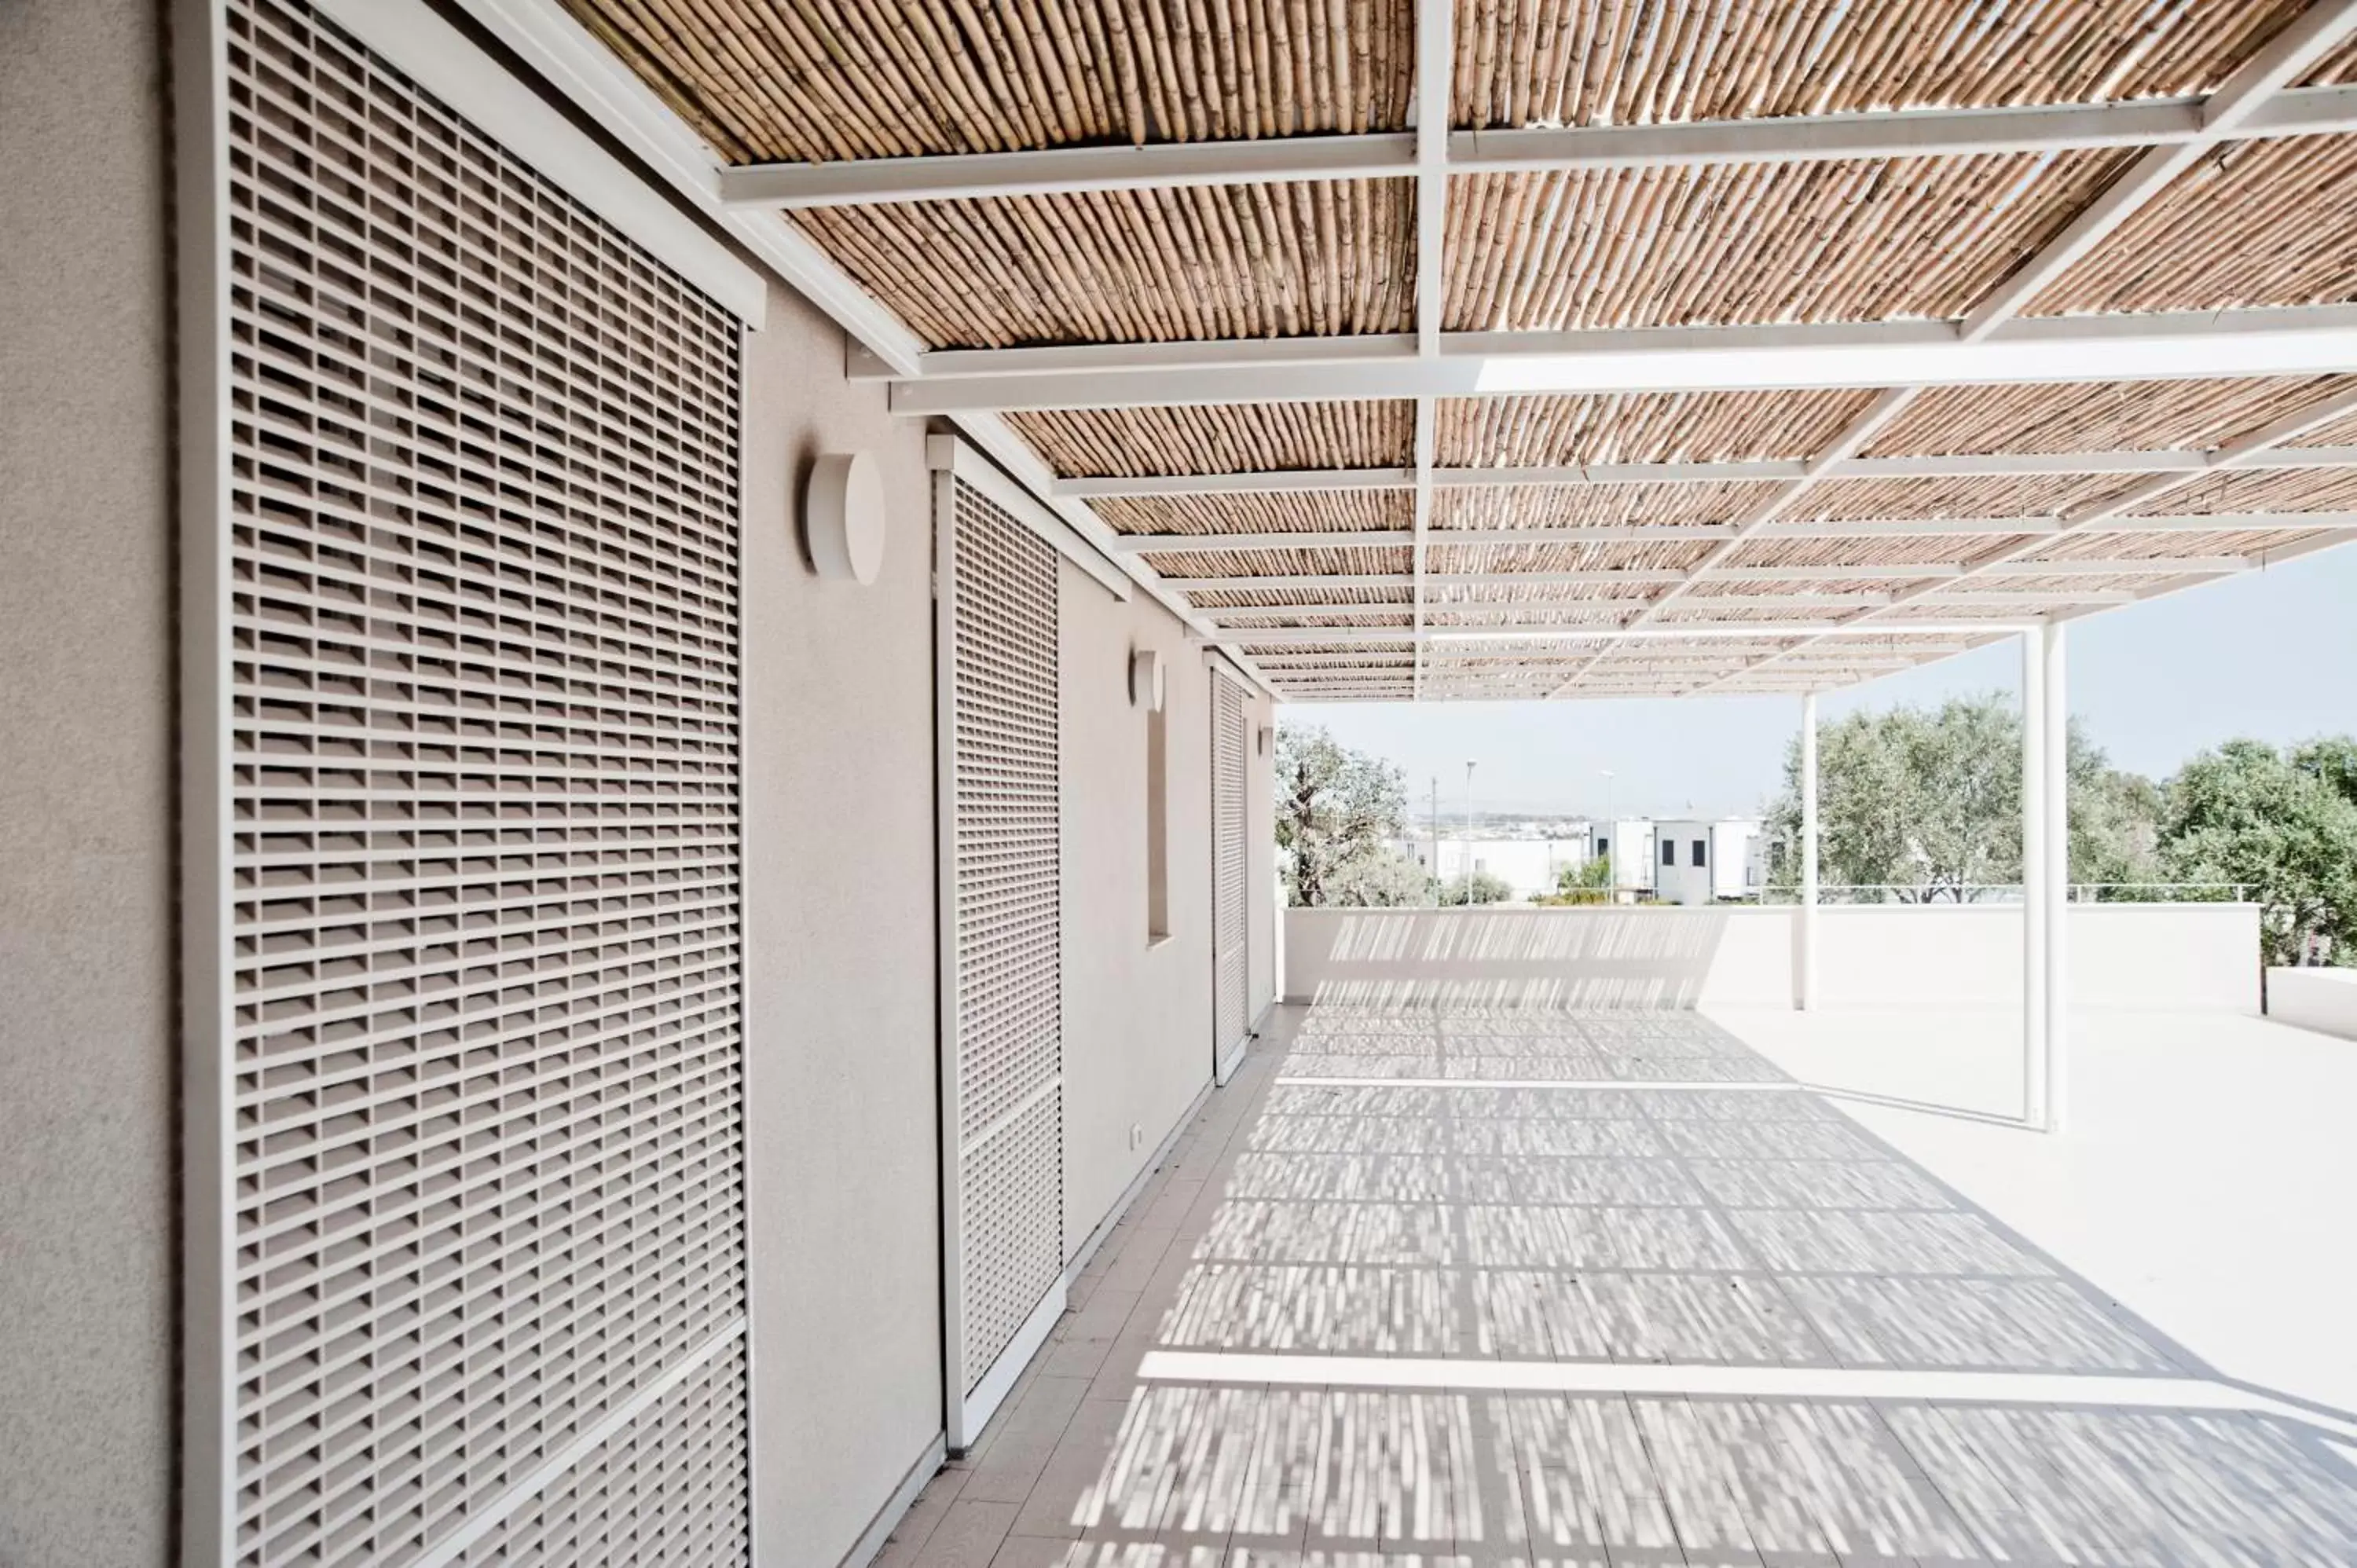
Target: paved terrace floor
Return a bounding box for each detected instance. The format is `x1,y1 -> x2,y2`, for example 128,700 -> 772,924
880,1004 -> 2357,1567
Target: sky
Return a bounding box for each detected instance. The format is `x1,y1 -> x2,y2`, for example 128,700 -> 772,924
1285,544 -> 2357,822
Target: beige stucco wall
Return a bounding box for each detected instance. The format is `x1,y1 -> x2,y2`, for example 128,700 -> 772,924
0,2 -> 178,1562
0,8 -> 1281,1563
1058,567 -> 1223,1254
738,282 -> 946,1564
1244,682 -> 1278,1028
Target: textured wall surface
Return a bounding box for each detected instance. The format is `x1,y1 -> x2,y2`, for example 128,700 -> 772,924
0,2 -> 179,1562
1059,571 -> 1223,1256
736,279 -> 947,1566
1242,680 -> 1277,1028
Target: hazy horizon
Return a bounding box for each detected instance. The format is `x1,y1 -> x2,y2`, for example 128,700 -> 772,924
1283,543 -> 2357,822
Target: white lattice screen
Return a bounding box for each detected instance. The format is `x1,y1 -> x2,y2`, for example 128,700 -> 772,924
937,470 -> 1065,1446
1211,670 -> 1250,1075
196,1 -> 752,1561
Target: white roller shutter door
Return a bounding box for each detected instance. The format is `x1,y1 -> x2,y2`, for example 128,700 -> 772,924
934,468 -> 1066,1450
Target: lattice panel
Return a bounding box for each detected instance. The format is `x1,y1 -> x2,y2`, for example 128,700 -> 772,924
455,1339 -> 752,1567
1211,670 -> 1250,1062
214,2 -> 749,1562
948,477 -> 1064,1394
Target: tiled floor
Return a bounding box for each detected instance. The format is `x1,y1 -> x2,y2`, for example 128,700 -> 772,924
877,1004 -> 2357,1568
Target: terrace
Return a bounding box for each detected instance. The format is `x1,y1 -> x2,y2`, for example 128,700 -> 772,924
878,999 -> 2357,1566
6,2 -> 2357,1565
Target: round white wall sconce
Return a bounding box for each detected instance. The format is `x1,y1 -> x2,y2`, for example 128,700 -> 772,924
805,450 -> 885,584
1130,648 -> 1166,713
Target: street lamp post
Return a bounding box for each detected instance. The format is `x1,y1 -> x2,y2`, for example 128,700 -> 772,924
1599,769 -> 1616,895
1428,777 -> 1441,908
1462,760 -> 1478,907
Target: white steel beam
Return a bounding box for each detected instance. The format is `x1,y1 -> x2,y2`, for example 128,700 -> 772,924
1553,387 -> 1921,693
1926,589 -> 2135,605
1051,445 -> 2357,498
1711,387 -> 2357,691
1648,5 -> 2357,709
1167,573 -> 1415,591
1962,0 -> 2357,339
1110,526 -> 1738,551
720,83 -> 2357,210
1119,512 -> 2356,555
1212,621 -> 2033,647
1994,555 -> 2252,577
1800,691 -> 1820,1011
1409,0 -> 1448,695
885,306 -> 2357,411
1208,594 -> 1886,622
2022,628 -> 2052,1129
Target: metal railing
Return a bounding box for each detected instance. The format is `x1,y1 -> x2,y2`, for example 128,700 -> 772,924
1752,882 -> 2249,905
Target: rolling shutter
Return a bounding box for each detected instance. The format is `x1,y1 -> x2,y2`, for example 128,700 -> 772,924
1211,669 -> 1251,1082
935,467 -> 1066,1449
186,2 -> 752,1560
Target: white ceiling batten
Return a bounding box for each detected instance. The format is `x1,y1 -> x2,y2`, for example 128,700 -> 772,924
726,84 -> 2357,211
1109,515 -> 2357,555
1606,0 -> 2357,702
1050,445 -> 2357,498
884,309 -> 2357,411
1710,382 -> 2357,692
1409,0 -> 1450,700
1210,621 -> 2036,648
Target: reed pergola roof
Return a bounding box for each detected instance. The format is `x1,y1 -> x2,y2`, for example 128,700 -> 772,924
527,0 -> 2357,702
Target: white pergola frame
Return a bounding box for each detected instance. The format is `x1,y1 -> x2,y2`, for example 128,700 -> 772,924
472,0 -> 2357,709
714,85 -> 2357,211
468,0 -> 2357,1138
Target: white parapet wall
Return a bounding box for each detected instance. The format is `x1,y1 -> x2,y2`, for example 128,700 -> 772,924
1283,903 -> 2261,1013
2267,966 -> 2357,1040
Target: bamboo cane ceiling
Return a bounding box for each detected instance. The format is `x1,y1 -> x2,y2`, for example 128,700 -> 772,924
561,0 -> 2357,702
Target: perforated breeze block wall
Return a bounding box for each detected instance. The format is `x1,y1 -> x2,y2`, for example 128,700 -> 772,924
207,1 -> 750,1560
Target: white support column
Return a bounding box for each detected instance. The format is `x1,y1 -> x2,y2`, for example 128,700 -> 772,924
2042,623 -> 2070,1131
1799,691 -> 1820,1011
2021,628 -> 2050,1127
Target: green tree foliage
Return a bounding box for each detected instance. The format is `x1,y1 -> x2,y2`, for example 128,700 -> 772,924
1561,853 -> 1613,892
2161,739 -> 2357,965
1538,853 -> 1615,905
1439,869 -> 1513,907
1762,693 -> 2161,899
1275,724 -> 1423,907
1328,847 -> 1435,907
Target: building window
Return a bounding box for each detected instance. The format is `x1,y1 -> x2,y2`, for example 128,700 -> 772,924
1596,834 -> 1609,859
1146,701 -> 1170,941
1693,838 -> 1708,866
1661,838 -> 1676,867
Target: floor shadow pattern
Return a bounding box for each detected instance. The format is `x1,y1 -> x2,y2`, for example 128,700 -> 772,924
893,1004 -> 2357,1568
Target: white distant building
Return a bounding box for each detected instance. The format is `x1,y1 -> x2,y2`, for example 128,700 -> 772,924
1593,819 -> 1658,896
1652,818 -> 1765,905
1398,830 -> 1591,899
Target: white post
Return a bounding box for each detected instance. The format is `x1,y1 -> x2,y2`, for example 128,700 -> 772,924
1799,691 -> 1820,1010
2043,622 -> 2069,1132
2022,628 -> 2050,1129
1428,778 -> 1440,907
1462,760 -> 1477,905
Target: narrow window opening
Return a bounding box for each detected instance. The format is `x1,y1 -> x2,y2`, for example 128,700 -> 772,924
1662,837 -> 1676,867
1693,838 -> 1708,866
1146,702 -> 1170,941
